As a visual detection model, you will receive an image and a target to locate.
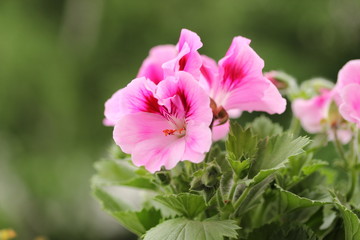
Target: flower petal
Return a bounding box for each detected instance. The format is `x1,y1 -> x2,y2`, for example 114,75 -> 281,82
132,137 -> 186,173
209,37 -> 286,115
223,77 -> 287,114
156,72 -> 213,125
339,84 -> 360,126
113,112 -> 173,153
217,36 -> 263,93
137,45 -> 178,84
292,91 -> 332,133
199,55 -> 219,92
183,121 -> 212,163
104,77 -> 160,125
212,120 -> 230,141
162,29 -> 203,78
337,60 -> 360,88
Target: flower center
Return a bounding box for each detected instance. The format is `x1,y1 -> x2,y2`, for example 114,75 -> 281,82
163,128 -> 186,137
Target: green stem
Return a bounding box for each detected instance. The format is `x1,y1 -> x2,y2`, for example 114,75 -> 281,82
332,128 -> 349,168
232,187 -> 251,211
289,116 -> 301,137
346,168 -> 357,201
228,176 -> 238,202
347,126 -> 359,201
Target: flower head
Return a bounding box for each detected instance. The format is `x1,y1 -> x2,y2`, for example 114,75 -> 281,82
112,72 -> 212,172
292,79 -> 352,144
200,37 -> 287,140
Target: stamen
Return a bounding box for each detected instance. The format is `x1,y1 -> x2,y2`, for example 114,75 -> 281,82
163,128 -> 186,136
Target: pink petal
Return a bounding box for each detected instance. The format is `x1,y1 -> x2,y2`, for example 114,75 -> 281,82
113,112 -> 173,153
337,60 -> 360,88
104,77 -> 160,126
177,29 -> 203,53
137,45 -> 178,84
162,29 -> 203,79
183,121 -> 212,163
292,91 -> 332,133
223,77 -> 287,114
199,55 -> 219,92
156,72 -> 213,125
132,137 -> 186,173
327,128 -> 352,144
339,84 -> 360,126
217,36 -> 264,93
212,120 -> 230,141
210,37 -> 286,115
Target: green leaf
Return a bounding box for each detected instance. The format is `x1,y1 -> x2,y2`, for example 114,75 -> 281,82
143,218 -> 240,240
94,159 -> 136,182
275,186 -> 330,213
92,186 -> 130,212
248,223 -> 319,240
249,133 -> 310,181
247,116 -> 283,139
92,186 -> 162,236
113,208 -> 162,236
335,201 -> 360,240
226,121 -> 258,162
93,159 -> 157,190
154,193 -> 206,219
234,175 -> 274,216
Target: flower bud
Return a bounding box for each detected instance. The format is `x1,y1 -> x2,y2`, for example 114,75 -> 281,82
299,78 -> 334,99
155,171 -> 171,185
202,164 -> 221,187
190,177 -> 205,191
264,71 -> 298,98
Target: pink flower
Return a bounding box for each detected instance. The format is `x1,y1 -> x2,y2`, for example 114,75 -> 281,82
138,29 -> 203,84
292,89 -> 333,133
335,60 -> 360,127
104,29 -> 203,126
112,72 -> 213,173
292,88 -> 352,144
200,37 -> 287,140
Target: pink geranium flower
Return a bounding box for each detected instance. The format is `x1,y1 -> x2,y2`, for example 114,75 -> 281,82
335,60 -> 360,127
112,72 -> 213,173
292,89 -> 333,133
200,37 -> 287,140
292,88 -> 352,144
104,29 -> 203,126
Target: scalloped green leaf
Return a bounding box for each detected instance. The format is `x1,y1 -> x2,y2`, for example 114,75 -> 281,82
154,193 -> 206,219
249,133 -> 310,181
247,116 -> 283,139
93,159 -> 157,190
144,218 -> 240,240
335,202 -> 360,240
226,121 -> 258,162
113,208 -> 162,236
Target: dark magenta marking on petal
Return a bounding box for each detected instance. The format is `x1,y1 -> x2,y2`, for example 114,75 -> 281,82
222,60 -> 246,90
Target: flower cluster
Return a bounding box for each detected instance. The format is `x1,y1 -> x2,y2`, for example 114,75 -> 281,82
104,29 -> 286,172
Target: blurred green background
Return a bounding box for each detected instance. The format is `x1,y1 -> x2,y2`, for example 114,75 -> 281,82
0,0 -> 359,239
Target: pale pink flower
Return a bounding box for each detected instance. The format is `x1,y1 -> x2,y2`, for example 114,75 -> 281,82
292,89 -> 352,144
335,60 -> 360,127
112,72 -> 213,173
292,89 -> 333,133
200,37 -> 286,140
